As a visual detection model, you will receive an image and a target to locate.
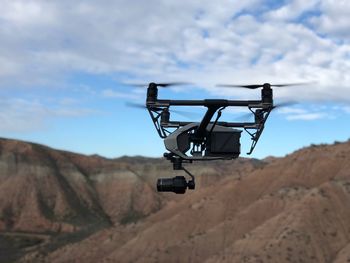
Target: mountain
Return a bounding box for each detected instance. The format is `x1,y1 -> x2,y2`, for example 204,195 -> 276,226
0,138 -> 350,262
0,138 -> 260,262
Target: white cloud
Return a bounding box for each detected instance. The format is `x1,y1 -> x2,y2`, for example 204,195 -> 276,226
276,107 -> 307,115
312,0 -> 350,39
342,106 -> 350,114
286,112 -> 326,120
0,1 -> 56,25
101,89 -> 142,100
276,105 -> 333,121
264,0 -> 319,21
0,0 -> 350,103
0,98 -> 97,132
59,98 -> 79,106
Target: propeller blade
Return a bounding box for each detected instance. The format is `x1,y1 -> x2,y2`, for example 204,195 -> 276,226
216,84 -> 263,89
272,101 -> 297,110
217,82 -> 315,89
126,84 -> 149,88
125,82 -> 191,88
125,102 -> 146,109
271,82 -> 316,87
233,112 -> 253,121
226,101 -> 296,122
125,102 -> 162,111
171,109 -> 202,119
125,102 -> 199,119
156,82 -> 191,87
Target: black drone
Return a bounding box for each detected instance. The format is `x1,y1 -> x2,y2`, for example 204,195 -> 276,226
129,82 -> 303,194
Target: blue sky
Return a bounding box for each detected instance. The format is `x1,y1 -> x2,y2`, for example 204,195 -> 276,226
0,0 -> 350,159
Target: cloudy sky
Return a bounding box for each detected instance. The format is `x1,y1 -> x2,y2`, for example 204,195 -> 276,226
1,0 -> 350,158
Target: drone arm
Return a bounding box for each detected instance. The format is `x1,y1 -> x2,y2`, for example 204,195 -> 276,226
195,105 -> 221,139
161,99 -> 261,107
246,109 -> 272,154
147,109 -> 169,138
246,126 -> 264,155
162,121 -> 257,128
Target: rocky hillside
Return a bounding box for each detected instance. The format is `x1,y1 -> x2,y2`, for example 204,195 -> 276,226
1,138 -> 350,262
0,138 -> 260,262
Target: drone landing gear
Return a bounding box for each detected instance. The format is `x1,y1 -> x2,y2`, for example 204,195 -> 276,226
157,154 -> 195,194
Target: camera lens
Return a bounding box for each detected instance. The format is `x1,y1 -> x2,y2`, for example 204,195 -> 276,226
157,176 -> 187,194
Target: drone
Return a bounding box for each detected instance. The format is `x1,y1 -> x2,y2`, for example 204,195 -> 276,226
129,82 -> 302,194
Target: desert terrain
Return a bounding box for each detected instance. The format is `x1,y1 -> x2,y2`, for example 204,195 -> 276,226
0,138 -> 350,262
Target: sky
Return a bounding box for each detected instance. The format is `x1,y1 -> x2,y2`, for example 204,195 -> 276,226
0,0 -> 350,159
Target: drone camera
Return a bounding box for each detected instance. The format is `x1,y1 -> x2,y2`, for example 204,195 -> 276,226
157,176 -> 194,194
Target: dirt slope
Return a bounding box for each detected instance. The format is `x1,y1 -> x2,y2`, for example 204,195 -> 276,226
44,141 -> 350,263
1,138 -> 350,262
0,138 -> 260,262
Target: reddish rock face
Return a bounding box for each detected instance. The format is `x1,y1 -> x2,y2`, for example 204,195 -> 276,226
1,138 -> 350,263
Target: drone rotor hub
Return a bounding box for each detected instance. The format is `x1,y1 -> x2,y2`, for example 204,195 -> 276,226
147,84 -> 158,103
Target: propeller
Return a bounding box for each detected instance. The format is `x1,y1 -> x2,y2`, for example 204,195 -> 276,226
126,102 -> 157,110
232,112 -> 253,121
272,101 -> 296,110
231,101 -> 296,121
126,82 -> 191,88
216,82 -> 314,89
125,102 -> 200,119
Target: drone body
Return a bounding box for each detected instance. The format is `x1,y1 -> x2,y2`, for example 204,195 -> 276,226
164,123 -> 242,161
136,82 -> 280,194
